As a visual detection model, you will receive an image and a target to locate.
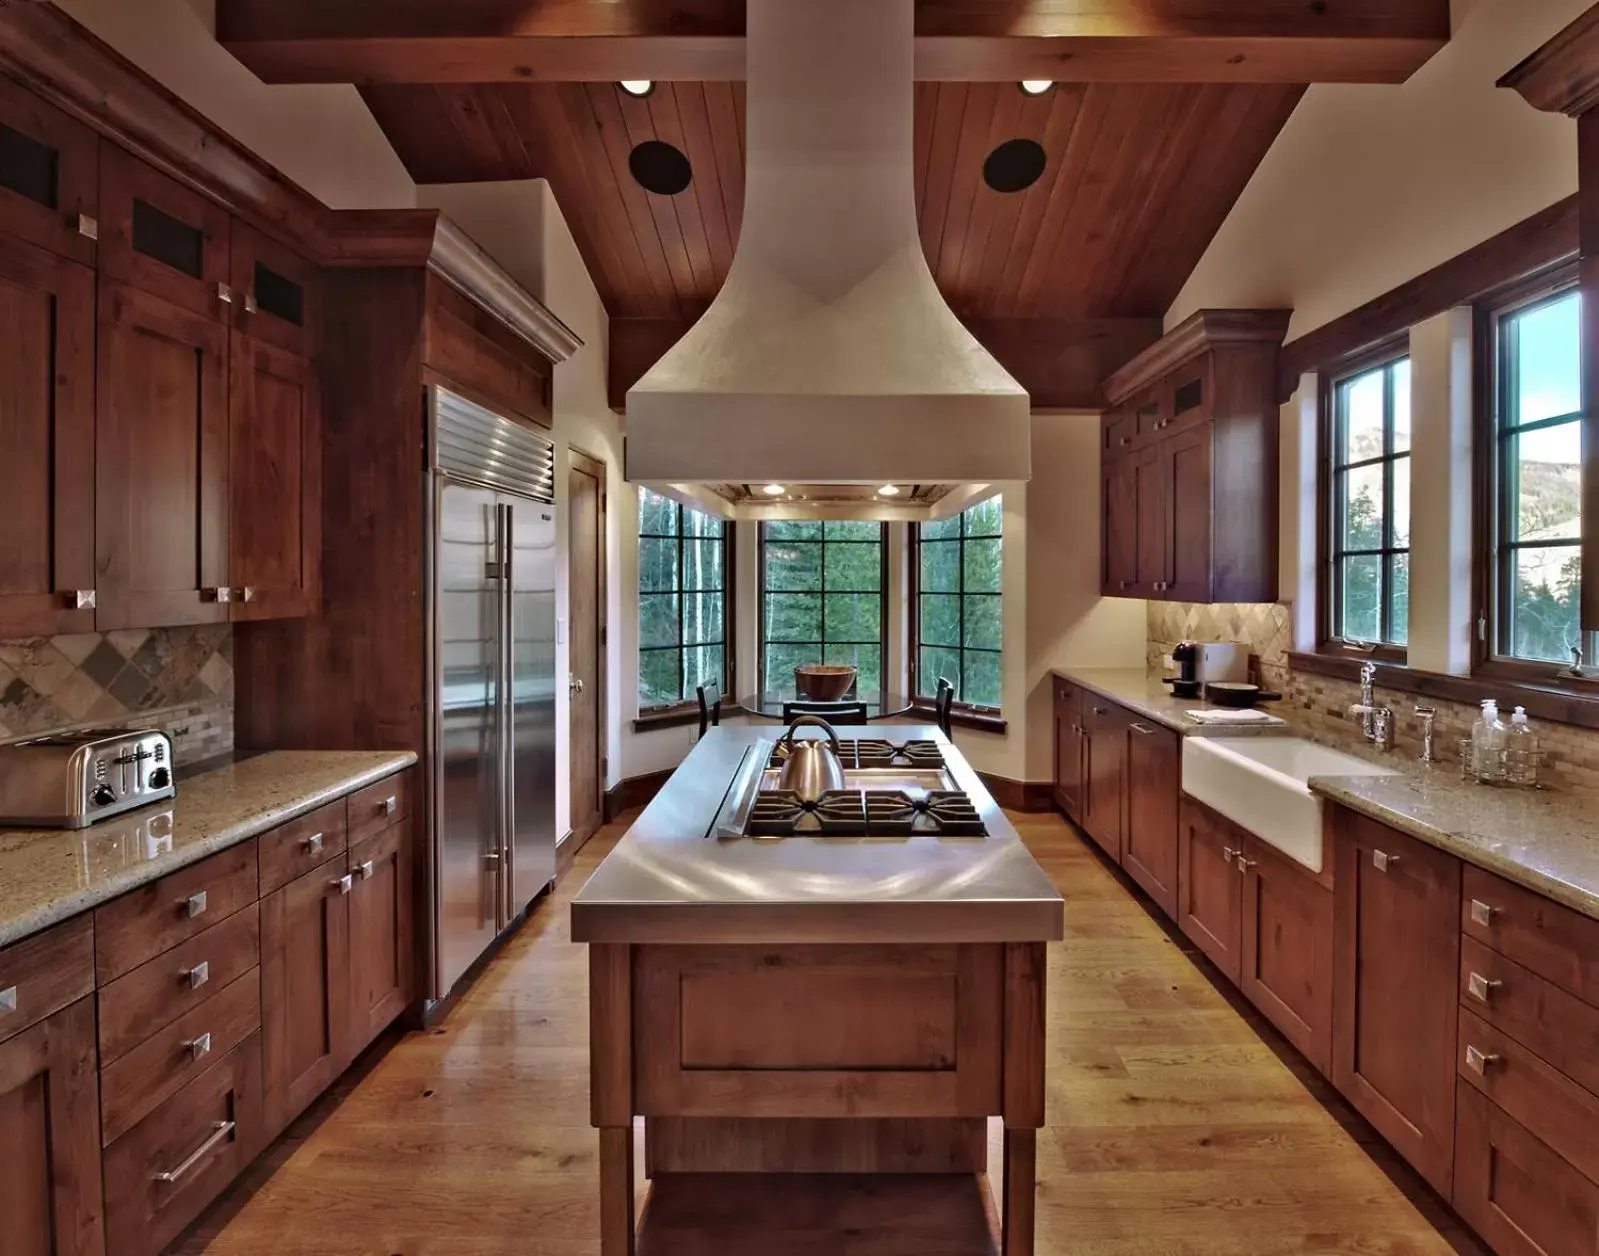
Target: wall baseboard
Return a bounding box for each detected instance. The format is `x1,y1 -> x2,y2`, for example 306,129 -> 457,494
977,773 -> 1056,813
603,768 -> 674,822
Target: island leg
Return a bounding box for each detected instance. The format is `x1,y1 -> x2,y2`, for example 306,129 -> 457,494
1001,941 -> 1047,1256
590,944 -> 635,1256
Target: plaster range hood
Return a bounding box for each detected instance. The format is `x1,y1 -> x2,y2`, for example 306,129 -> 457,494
624,0 -> 1031,516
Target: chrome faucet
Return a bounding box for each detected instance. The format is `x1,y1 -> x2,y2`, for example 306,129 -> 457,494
1415,706 -> 1438,764
1348,661 -> 1395,751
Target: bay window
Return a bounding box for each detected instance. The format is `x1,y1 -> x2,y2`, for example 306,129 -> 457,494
637,488 -> 731,711
911,497 -> 1004,710
758,521 -> 886,693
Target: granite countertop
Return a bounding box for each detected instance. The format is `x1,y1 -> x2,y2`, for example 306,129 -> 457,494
0,749 -> 416,948
1052,667 -> 1286,735
1310,768 -> 1599,922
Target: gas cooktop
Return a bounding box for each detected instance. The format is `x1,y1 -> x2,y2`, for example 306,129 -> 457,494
745,788 -> 986,838
768,738 -> 946,771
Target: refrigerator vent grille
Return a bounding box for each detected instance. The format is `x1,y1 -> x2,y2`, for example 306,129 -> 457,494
431,387 -> 556,502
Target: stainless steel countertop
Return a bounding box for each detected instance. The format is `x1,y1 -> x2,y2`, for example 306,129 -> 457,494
571,725 -> 1065,945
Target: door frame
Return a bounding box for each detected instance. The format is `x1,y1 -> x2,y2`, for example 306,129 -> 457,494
567,447 -> 608,850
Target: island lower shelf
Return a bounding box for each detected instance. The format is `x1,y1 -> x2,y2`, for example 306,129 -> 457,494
589,938 -> 1047,1255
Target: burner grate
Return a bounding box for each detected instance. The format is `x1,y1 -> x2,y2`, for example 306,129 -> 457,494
743,787 -> 986,838
768,738 -> 946,771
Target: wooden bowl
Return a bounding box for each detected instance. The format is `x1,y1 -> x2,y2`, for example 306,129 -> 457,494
795,664 -> 857,701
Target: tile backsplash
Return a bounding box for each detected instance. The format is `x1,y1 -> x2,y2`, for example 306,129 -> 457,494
0,626 -> 234,766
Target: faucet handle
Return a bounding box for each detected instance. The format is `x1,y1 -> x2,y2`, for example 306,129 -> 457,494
1414,705 -> 1436,722
1360,660 -> 1378,685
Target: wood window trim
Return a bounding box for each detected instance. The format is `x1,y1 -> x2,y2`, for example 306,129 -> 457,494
637,496 -> 735,716
1316,335 -> 1411,664
1472,264 -> 1586,683
755,522 -> 889,693
908,509 -> 1005,718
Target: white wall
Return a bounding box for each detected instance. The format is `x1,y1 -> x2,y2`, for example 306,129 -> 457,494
1168,0 -> 1585,342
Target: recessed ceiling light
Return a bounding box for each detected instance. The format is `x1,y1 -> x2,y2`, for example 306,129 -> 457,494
762,484 -> 786,496
619,80 -> 655,98
1019,80 -> 1054,96
877,484 -> 902,497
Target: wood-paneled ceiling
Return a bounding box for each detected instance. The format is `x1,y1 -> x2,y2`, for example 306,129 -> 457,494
362,80 -> 1305,321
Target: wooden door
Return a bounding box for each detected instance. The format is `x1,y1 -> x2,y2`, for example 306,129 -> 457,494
347,820 -> 414,1054
260,862 -> 351,1136
229,335 -> 320,620
1240,836 -> 1334,1075
1080,700 -> 1125,862
95,281 -> 229,629
568,451 -> 606,846
1332,809 -> 1461,1196
230,221 -> 319,358
1177,800 -> 1243,985
1102,458 -> 1137,596
0,76 -> 98,265
1131,445 -> 1167,597
99,146 -> 231,321
0,997 -> 105,1256
1051,678 -> 1083,820
1164,425 -> 1213,601
1121,719 -> 1179,917
0,234 -> 95,637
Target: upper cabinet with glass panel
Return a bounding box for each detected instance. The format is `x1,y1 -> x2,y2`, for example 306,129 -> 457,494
0,76 -> 99,265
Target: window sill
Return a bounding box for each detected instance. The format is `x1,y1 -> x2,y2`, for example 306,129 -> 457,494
632,705 -> 702,733
1288,651 -> 1599,732
908,702 -> 1008,735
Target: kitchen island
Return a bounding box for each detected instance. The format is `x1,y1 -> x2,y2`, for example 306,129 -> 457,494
571,724 -> 1064,1255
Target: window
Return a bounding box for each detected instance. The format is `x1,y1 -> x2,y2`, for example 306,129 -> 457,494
637,488 -> 730,711
759,521 -> 885,692
1487,286 -> 1583,667
912,497 -> 1003,709
1326,356 -> 1411,649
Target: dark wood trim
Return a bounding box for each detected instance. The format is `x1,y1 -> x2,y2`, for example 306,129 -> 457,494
977,773 -> 1054,814
632,705 -> 702,733
1278,196 -> 1580,400
1499,6 -> 1599,117
1103,308 -> 1291,406
907,702 -> 1008,735
570,447 -> 609,841
603,768 -> 674,823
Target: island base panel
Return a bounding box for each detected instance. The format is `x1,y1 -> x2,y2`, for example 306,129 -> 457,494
644,1116 -> 988,1174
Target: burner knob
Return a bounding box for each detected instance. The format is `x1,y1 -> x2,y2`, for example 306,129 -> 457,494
91,785 -> 116,808
148,767 -> 171,790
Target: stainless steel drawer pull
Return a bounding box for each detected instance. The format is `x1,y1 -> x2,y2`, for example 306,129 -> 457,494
152,1120 -> 235,1184
304,832 -> 324,855
1223,847 -> 1238,863
76,213 -> 99,240
1467,972 -> 1500,1003
184,961 -> 210,991
355,859 -> 375,881
1470,899 -> 1496,927
380,795 -> 398,816
242,294 -> 258,314
1465,1044 -> 1500,1075
334,874 -> 354,895
0,986 -> 15,1015
217,282 -> 234,304
1129,722 -> 1156,736
184,891 -> 208,919
1372,849 -> 1398,872
1236,855 -> 1258,872
71,588 -> 96,610
184,1032 -> 212,1062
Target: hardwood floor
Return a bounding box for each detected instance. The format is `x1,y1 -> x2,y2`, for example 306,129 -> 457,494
173,811 -> 1482,1256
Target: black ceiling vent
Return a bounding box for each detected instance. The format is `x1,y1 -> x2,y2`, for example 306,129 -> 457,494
982,139 -> 1046,194
629,140 -> 693,196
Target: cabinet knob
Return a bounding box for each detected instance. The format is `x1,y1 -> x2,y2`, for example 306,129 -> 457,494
202,586 -> 233,604
243,293 -> 258,314
69,588 -> 96,610
380,795 -> 398,816
1467,972 -> 1500,1003
184,1032 -> 213,1062
217,282 -> 234,305
75,213 -> 99,240
237,586 -> 257,603
1223,847 -> 1238,862
305,832 -> 324,855
183,961 -> 209,991
1371,849 -> 1398,872
334,873 -> 354,895
1464,1044 -> 1500,1075
183,890 -> 208,919
355,859 -> 376,881
1236,854 -> 1258,871
0,985 -> 15,1015
1469,899 -> 1496,927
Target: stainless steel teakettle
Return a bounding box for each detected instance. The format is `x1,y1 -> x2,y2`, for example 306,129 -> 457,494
775,715 -> 846,802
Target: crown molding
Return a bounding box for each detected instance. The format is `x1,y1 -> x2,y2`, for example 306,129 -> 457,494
1500,6 -> 1599,117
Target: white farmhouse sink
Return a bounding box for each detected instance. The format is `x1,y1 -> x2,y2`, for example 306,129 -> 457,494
1181,737 -> 1399,873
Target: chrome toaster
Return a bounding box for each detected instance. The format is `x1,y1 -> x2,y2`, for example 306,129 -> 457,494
0,729 -> 176,828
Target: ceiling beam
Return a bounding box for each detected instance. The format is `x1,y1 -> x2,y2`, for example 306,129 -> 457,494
217,0 -> 1448,86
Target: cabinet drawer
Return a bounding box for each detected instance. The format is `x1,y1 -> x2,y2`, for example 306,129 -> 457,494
1460,933 -> 1599,1097
1459,1007 -> 1599,1185
1463,866 -> 1599,1009
95,841 -> 258,982
1455,1081 -> 1599,1256
259,800 -> 348,895
98,904 -> 260,1066
348,771 -> 413,845
101,966 -> 261,1145
104,1032 -> 262,1256
0,913 -> 94,1045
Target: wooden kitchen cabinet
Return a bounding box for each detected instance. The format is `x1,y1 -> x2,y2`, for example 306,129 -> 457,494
1080,699 -> 1127,861
95,280 -> 230,630
347,818 -> 414,1054
1051,677 -> 1084,822
1122,718 -> 1179,917
230,221 -> 319,358
0,233 -> 96,638
1177,798 -> 1244,985
229,335 -> 321,621
0,997 -> 105,1256
0,75 -> 99,266
1332,807 -> 1461,1197
99,145 -> 231,323
1241,838 -> 1334,1076
1100,310 -> 1288,603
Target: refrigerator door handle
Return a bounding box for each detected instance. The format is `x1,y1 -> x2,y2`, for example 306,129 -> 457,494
498,500 -> 517,930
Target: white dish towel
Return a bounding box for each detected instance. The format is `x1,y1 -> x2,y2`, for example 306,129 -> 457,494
1185,707 -> 1286,726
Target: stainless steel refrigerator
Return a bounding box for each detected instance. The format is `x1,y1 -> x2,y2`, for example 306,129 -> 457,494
427,385 -> 558,1000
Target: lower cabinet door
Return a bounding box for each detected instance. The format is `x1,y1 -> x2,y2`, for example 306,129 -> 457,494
1455,1081 -> 1599,1256
1121,720 -> 1179,917
1177,800 -> 1242,985
1081,703 -> 1126,861
0,997 -> 104,1256
1239,838 -> 1334,1076
261,862 -> 351,1136
103,1033 -> 262,1256
348,819 -> 414,1053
